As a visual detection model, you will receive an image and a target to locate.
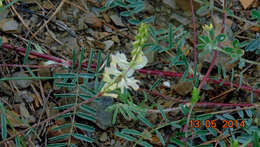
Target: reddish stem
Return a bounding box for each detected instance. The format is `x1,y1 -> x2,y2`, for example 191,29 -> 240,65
1,43 -> 260,95
198,7 -> 227,91
198,50 -> 219,90
0,64 -> 58,68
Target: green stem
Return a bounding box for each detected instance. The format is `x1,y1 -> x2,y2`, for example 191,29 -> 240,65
194,0 -> 260,27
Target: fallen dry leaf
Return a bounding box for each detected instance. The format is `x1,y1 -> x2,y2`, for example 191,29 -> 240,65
250,26 -> 260,32
240,0 -> 255,9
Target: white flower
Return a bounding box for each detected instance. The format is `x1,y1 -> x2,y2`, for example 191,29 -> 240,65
134,51 -> 148,69
101,52 -> 147,98
101,23 -> 149,98
110,52 -> 129,70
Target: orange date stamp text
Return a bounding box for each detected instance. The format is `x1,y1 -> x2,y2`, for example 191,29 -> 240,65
190,120 -> 245,128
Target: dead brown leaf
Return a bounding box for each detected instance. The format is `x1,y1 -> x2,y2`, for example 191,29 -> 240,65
240,0 -> 256,9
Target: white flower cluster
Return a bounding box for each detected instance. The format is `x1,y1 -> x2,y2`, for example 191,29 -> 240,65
101,23 -> 148,98
102,52 -> 147,98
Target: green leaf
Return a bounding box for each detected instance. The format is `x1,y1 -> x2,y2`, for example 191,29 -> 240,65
238,109 -> 244,119
131,5 -> 144,14
149,78 -> 162,90
48,134 -> 69,142
234,49 -> 244,56
232,39 -> 240,48
138,141 -> 153,147
55,82 -> 76,88
196,5 -> 209,15
191,87 -> 200,105
15,136 -> 22,147
96,50 -> 102,72
155,130 -> 165,146
124,106 -> 136,120
54,93 -> 77,98
0,0 -> 19,11
137,114 -> 153,128
245,109 -> 253,118
180,104 -> 189,115
0,102 -> 7,139
230,140 -> 239,147
128,19 -> 140,25
70,144 -> 77,147
72,133 -> 94,143
104,0 -> 114,8
52,123 -> 72,131
112,107 -> 119,124
77,47 -> 85,71
121,129 -> 142,136
46,143 -> 67,147
120,11 -> 131,16
207,127 -> 217,137
33,42 -> 43,53
146,45 -> 160,52
223,113 -> 236,121
199,35 -> 210,44
251,8 -> 260,22
24,41 -> 31,64
55,113 -> 73,119
169,122 -> 182,128
77,112 -> 96,122
148,25 -> 158,42
157,105 -> 168,122
170,137 -> 184,146
127,1 -> 144,8
114,132 -> 137,141
168,24 -> 173,49
216,34 -> 226,42
79,105 -> 96,115
114,0 -> 127,8
245,36 -> 260,53
54,73 -> 76,78
223,47 -> 234,54
75,123 -> 95,132
196,113 -> 213,121
87,48 -> 94,72
0,37 -> 2,46
141,16 -> 154,23
72,49 -> 77,70
252,131 -> 259,147
80,73 -> 95,79
118,105 -> 130,120
54,104 -> 74,110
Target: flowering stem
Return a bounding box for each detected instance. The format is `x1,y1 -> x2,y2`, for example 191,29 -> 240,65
198,7 -> 227,91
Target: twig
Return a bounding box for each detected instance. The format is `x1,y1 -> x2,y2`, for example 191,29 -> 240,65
6,0 -> 31,32
209,88 -> 235,101
189,0 -> 198,69
0,92 -> 103,145
32,0 -> 65,38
